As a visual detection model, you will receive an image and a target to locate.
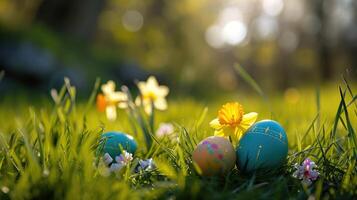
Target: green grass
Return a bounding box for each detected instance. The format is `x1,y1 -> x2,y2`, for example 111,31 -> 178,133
0,78 -> 356,199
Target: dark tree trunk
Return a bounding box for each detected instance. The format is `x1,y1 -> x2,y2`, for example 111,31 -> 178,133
35,0 -> 106,40
314,0 -> 333,81
345,2 -> 357,79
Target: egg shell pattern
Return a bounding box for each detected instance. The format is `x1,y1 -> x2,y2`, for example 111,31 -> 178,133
193,136 -> 236,176
236,120 -> 288,173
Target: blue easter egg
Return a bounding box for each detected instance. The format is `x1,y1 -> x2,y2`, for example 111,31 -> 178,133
236,120 -> 288,173
100,132 -> 137,160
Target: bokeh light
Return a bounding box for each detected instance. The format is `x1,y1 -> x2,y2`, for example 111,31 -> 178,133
222,20 -> 247,46
262,0 -> 284,17
279,30 -> 299,52
284,87 -> 300,104
122,10 -> 143,32
253,15 -> 279,40
205,25 -> 225,48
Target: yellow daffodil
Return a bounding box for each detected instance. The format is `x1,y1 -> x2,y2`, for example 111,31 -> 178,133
96,80 -> 128,121
136,76 -> 169,114
210,102 -> 258,144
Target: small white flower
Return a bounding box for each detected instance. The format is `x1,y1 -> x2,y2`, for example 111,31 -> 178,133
293,158 -> 319,186
156,123 -> 175,138
115,151 -> 133,165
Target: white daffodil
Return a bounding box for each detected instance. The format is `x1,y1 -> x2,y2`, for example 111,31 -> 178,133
135,76 -> 169,114
97,80 -> 128,121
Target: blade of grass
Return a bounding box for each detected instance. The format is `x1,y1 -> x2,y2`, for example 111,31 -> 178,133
195,107 -> 208,128
315,131 -> 328,164
347,95 -> 356,107
316,86 -> 321,128
233,63 -> 264,98
29,108 -> 45,169
0,132 -> 24,173
302,113 -> 320,141
339,87 -> 357,157
84,77 -> 101,114
233,63 -> 271,113
331,100 -> 344,140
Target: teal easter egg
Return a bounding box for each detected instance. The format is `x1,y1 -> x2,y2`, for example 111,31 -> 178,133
100,132 -> 137,161
236,120 -> 288,173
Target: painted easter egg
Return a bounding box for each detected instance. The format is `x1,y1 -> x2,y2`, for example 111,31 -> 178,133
192,136 -> 236,176
236,120 -> 288,173
100,132 -> 137,161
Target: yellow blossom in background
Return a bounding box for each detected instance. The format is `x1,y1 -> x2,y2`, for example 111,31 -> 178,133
210,102 -> 258,144
96,80 -> 128,121
136,76 -> 169,114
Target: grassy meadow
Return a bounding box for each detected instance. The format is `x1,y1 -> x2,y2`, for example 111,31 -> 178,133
0,77 -> 356,199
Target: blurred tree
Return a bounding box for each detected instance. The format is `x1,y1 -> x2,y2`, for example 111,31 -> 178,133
311,0 -> 332,81
1,0 -> 356,94
35,0 -> 106,40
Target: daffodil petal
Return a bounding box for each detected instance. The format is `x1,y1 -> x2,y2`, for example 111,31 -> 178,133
118,102 -> 128,109
147,76 -> 159,88
214,129 -> 225,137
234,127 -> 244,142
217,126 -> 230,137
135,97 -> 141,106
240,112 -> 258,130
230,134 -> 238,144
218,102 -> 243,125
154,98 -> 167,110
137,82 -> 147,95
144,104 -> 152,115
102,81 -> 115,95
108,91 -> 127,102
209,118 -> 223,129
157,86 -> 169,97
106,105 -> 117,121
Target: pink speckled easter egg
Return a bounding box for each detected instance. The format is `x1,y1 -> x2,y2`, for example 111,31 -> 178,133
192,136 -> 236,176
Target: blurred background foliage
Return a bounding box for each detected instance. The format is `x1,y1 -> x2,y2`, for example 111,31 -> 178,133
0,0 -> 356,97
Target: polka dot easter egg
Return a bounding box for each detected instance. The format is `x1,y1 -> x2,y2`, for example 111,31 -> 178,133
236,120 -> 288,173
99,132 -> 138,163
192,136 -> 236,176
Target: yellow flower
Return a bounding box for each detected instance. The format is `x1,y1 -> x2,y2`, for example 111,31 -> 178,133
210,102 -> 258,144
136,76 -> 169,114
97,80 -> 128,121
